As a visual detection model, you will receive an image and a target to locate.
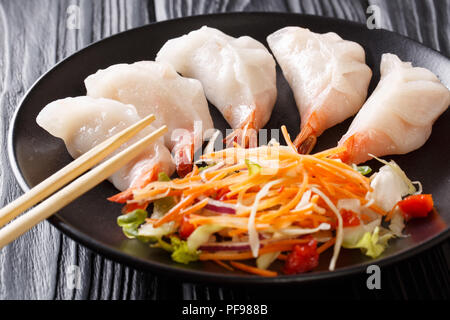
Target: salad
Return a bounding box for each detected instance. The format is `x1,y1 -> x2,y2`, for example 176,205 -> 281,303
108,127 -> 434,277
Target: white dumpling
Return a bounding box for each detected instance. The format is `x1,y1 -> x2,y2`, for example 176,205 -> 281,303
84,61 -> 214,176
337,53 -> 450,164
36,96 -> 175,191
267,26 -> 372,153
156,26 -> 277,134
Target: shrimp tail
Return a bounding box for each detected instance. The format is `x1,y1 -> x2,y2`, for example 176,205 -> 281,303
224,110 -> 258,148
293,124 -> 317,154
132,164 -> 161,188
107,189 -> 133,203
107,164 -> 160,205
330,136 -> 354,164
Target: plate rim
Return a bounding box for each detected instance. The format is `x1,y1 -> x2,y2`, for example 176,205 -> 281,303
6,11 -> 450,284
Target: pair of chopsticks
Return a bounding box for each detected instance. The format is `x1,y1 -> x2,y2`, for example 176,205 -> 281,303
0,114 -> 167,249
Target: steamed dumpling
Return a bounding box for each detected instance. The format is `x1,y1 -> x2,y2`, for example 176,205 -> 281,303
36,96 -> 175,191
267,26 -> 372,153
156,26 -> 277,133
84,61 -> 214,176
337,53 -> 450,164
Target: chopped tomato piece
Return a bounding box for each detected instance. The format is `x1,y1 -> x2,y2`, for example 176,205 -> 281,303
398,194 -> 433,221
341,209 -> 361,227
283,239 -> 319,274
179,215 -> 195,239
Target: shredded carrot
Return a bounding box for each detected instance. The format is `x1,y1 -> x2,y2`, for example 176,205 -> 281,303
154,193 -> 197,227
213,260 -> 234,271
313,146 -> 347,158
229,261 -> 278,277
277,253 -> 287,261
281,125 -> 298,153
180,198 -> 208,216
317,237 -> 336,254
110,140 -> 408,276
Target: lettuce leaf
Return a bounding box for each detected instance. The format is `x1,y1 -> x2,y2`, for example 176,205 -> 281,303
137,221 -> 175,243
170,237 -> 199,264
117,209 -> 148,239
154,236 -> 200,264
256,252 -> 279,270
343,226 -> 393,258
245,159 -> 261,176
352,164 -> 372,176
187,224 -> 224,251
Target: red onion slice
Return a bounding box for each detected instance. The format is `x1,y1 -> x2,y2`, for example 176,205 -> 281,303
204,198 -> 237,214
204,203 -> 236,214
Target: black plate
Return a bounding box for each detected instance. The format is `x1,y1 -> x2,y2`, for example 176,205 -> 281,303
7,13 -> 450,284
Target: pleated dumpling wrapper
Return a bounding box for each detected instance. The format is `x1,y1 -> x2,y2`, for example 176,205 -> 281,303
267,26 -> 372,153
85,61 -> 214,176
156,26 -> 277,146
36,96 -> 175,191
336,53 -> 450,164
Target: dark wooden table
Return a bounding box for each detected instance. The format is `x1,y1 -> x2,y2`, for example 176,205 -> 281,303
0,0 -> 449,300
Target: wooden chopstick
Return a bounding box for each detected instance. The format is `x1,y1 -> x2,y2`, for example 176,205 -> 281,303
0,124 -> 167,249
0,114 -> 157,229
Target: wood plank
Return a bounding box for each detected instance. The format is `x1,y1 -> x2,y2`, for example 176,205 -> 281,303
155,0 -> 369,22
368,0 -> 450,54
0,0 -> 157,300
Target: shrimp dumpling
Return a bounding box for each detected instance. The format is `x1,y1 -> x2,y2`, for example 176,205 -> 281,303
84,61 -> 214,176
337,53 -> 450,164
156,26 -> 277,146
267,26 -> 372,153
36,96 -> 175,191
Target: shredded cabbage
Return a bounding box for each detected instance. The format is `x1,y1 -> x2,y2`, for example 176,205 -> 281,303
370,155 -> 416,195
187,224 -> 224,252
278,223 -> 331,236
249,179 -> 283,257
310,187 -> 343,271
342,218 -> 381,247
294,189 -> 311,210
389,208 -> 406,237
337,199 -> 361,214
256,252 -> 280,270
138,221 -> 175,241
368,161 -> 413,212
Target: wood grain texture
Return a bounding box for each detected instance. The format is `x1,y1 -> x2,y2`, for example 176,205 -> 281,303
0,0 -> 157,300
0,0 -> 448,300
